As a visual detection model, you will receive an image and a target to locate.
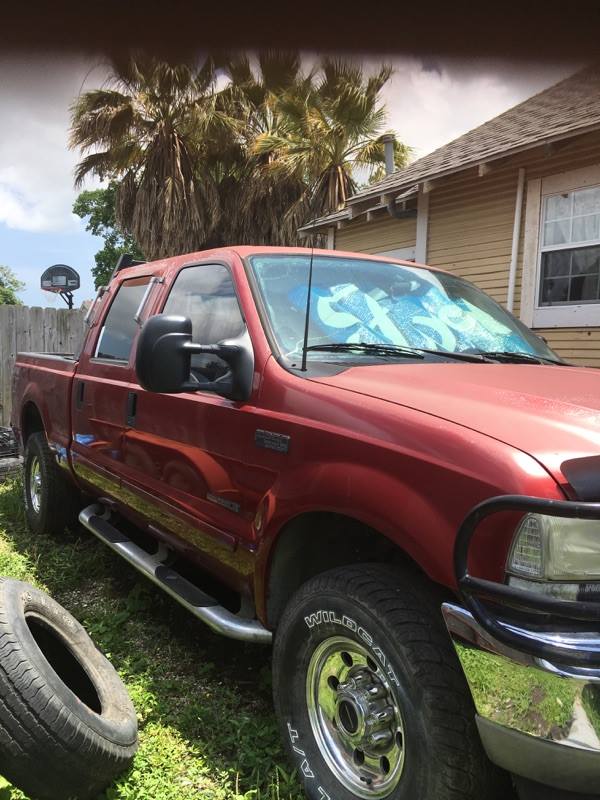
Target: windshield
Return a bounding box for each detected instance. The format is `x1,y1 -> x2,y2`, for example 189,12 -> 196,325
248,254 -> 558,363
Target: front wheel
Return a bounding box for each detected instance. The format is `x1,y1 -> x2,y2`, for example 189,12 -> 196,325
272,564 -> 507,800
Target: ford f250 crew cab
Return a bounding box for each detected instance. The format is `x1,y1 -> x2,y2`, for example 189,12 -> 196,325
11,246 -> 600,800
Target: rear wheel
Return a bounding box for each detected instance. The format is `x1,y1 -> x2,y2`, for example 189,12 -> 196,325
272,564 -> 509,800
23,431 -> 80,535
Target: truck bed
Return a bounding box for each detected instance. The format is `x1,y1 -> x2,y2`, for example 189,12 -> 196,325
11,352 -> 79,458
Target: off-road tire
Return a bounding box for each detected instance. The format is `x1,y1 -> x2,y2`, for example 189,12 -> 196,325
0,579 -> 138,799
23,431 -> 80,535
273,564 -> 509,800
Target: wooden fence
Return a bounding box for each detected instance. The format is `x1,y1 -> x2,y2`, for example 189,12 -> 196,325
0,305 -> 85,427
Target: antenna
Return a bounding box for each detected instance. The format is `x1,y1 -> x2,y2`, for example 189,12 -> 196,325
300,219 -> 317,372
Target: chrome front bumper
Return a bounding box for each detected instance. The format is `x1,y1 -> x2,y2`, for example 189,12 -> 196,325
443,602 -> 600,795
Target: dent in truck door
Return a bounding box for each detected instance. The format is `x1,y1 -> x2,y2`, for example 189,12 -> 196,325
71,276 -> 152,497
119,263 -> 261,580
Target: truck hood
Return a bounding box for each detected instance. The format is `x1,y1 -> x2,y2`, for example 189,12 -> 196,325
314,363 -> 600,484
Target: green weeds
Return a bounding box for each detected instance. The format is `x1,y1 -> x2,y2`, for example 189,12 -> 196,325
0,479 -> 303,800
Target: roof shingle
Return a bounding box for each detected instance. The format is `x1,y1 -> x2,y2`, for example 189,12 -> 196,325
349,64 -> 600,205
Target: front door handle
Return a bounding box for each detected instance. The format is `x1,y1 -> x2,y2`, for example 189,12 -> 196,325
126,391 -> 138,427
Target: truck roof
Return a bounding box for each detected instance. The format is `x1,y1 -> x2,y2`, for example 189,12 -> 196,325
113,245 -> 445,281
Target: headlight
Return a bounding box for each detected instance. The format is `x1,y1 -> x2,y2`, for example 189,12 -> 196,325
507,514 -> 600,581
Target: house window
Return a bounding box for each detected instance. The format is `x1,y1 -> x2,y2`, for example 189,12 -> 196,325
539,187 -> 600,307
521,164 -> 600,328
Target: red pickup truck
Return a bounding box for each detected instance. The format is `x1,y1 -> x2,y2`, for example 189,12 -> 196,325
11,246 -> 600,800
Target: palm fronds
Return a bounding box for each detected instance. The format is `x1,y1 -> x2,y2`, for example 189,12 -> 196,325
70,52 -> 409,255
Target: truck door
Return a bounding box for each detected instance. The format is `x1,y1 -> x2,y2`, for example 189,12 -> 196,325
120,262 -> 260,580
71,274 -> 154,498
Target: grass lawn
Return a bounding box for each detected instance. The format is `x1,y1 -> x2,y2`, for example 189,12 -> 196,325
0,478 -> 304,800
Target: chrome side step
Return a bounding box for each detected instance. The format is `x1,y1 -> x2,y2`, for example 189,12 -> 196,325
79,504 -> 272,644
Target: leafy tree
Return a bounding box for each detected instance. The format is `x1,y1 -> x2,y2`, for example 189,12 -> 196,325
215,52 -> 314,245
253,59 -> 411,219
0,265 -> 24,305
70,53 -> 410,253
70,56 -> 224,260
73,184 -> 144,288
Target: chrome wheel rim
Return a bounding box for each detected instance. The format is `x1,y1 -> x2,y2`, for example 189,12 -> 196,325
306,635 -> 405,798
28,456 -> 42,514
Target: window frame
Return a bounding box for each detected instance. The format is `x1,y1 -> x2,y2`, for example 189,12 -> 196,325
91,274 -> 154,365
157,260 -> 250,385
159,261 -> 247,337
521,163 -> 600,328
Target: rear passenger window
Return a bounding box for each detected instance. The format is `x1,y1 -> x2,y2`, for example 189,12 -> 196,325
163,264 -> 245,382
95,277 -> 150,361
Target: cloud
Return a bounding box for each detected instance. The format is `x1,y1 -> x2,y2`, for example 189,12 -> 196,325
0,52 -> 580,239
0,55 -> 105,233
382,56 -> 579,159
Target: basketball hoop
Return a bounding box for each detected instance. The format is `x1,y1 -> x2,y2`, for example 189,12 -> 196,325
40,265 -> 80,309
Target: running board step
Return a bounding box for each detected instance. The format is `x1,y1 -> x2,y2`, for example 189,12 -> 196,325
79,504 -> 272,644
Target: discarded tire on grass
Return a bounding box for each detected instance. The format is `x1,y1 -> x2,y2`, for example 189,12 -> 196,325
0,579 -> 138,799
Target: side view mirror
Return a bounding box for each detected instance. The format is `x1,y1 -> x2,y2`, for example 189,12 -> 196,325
135,314 -> 254,402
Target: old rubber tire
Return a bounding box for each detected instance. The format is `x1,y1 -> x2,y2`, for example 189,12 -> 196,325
0,579 -> 138,799
273,564 -> 508,800
23,431 -> 80,536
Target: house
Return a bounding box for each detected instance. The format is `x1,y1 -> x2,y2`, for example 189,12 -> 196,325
299,66 -> 600,367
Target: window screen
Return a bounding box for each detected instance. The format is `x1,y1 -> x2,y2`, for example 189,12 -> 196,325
95,277 -> 150,361
539,186 -> 600,306
163,264 -> 245,382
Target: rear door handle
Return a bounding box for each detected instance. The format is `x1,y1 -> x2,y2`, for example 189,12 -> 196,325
126,391 -> 138,427
75,380 -> 85,409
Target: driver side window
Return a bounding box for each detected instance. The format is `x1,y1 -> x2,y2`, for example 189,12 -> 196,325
163,264 -> 245,382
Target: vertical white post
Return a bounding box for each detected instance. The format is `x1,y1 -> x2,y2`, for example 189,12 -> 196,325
507,168 -> 526,313
415,191 -> 430,264
327,226 -> 335,250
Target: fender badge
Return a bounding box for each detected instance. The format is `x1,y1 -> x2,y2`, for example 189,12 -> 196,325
207,493 -> 241,514
255,429 -> 290,454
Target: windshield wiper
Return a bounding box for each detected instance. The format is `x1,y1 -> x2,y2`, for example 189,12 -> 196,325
305,342 -> 425,359
472,350 -> 565,365
304,342 -> 492,363
410,347 -> 490,363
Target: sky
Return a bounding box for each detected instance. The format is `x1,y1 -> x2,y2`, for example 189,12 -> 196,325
0,53 -> 579,308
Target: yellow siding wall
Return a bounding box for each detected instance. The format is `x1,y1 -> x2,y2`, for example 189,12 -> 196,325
427,132 -> 600,367
427,169 -> 516,305
335,216 -> 416,255
536,327 -> 600,368
333,130 -> 600,367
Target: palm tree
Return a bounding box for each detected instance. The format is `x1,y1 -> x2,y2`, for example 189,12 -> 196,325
70,56 -> 224,260
253,59 -> 411,220
70,53 -> 409,256
215,51 -> 313,245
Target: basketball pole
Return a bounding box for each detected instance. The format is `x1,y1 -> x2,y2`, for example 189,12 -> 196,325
59,291 -> 74,310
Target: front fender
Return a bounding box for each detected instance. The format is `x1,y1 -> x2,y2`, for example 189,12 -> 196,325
254,427 -> 563,625
256,460 -> 448,585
